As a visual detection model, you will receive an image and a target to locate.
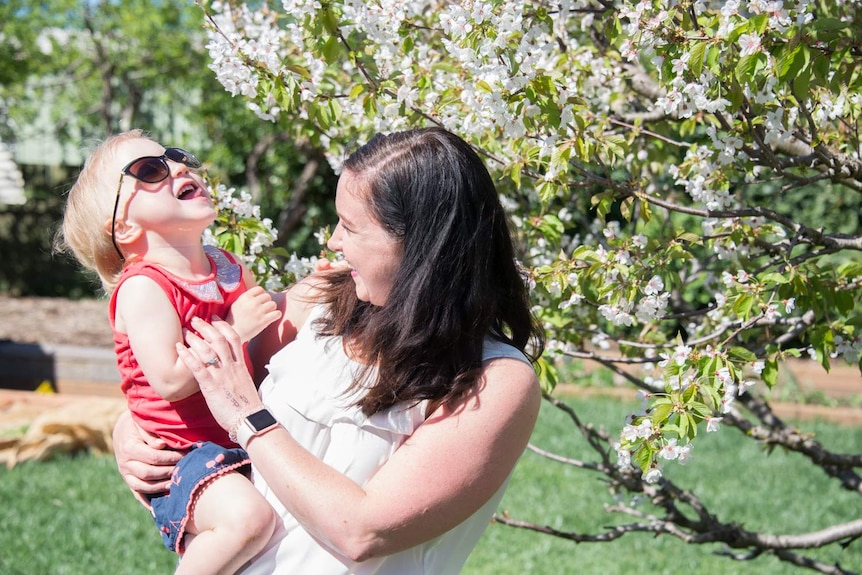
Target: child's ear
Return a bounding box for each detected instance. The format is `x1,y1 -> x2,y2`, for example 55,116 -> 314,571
103,217 -> 116,242
104,217 -> 142,252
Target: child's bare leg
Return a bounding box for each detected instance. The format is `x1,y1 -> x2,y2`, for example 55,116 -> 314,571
175,472 -> 277,575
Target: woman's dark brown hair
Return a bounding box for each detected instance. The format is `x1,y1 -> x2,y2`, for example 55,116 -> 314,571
316,127 -> 544,415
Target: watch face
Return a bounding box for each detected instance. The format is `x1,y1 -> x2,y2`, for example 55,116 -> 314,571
247,409 -> 277,431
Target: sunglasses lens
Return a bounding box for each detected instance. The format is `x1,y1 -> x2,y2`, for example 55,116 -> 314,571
165,148 -> 202,169
128,157 -> 170,183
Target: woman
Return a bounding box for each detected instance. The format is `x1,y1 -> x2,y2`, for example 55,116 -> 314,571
114,127 -> 545,573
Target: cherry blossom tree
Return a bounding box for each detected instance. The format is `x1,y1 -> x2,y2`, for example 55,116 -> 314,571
201,1 -> 862,572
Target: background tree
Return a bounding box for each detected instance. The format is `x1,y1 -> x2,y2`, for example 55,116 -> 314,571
0,0 -> 334,260
199,1 -> 862,573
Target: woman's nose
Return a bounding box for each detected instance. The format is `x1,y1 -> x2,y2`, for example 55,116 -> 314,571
327,224 -> 343,251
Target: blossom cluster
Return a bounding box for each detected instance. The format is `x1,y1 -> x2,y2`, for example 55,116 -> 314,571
206,183 -> 319,291
199,0 -> 862,484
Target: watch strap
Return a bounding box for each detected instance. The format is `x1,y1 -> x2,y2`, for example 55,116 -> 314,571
235,408 -> 279,449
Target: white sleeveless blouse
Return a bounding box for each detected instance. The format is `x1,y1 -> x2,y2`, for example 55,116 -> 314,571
239,305 -> 531,574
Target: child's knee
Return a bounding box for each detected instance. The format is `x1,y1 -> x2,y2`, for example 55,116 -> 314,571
236,496 -> 278,542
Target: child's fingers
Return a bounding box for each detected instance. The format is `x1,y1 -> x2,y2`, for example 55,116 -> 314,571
316,259 -> 349,272
265,308 -> 282,324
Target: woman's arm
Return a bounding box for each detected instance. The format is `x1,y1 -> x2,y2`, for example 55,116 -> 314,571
179,317 -> 541,562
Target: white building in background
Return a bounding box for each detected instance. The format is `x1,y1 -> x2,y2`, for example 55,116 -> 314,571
0,143 -> 26,205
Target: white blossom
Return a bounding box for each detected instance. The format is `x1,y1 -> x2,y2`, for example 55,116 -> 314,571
706,416 -> 722,432
738,33 -> 762,57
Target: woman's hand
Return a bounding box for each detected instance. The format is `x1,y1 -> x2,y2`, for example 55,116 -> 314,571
112,410 -> 181,508
177,316 -> 265,433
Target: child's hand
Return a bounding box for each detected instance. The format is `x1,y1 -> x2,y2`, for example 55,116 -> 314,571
314,258 -> 350,273
226,286 -> 282,343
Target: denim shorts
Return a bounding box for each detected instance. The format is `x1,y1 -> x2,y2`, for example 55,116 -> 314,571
148,441 -> 251,553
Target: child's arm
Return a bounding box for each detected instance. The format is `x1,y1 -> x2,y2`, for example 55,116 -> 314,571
225,261 -> 281,344
245,278 -> 320,384
114,275 -> 201,402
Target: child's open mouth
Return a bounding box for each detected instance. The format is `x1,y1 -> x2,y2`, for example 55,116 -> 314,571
177,183 -> 199,200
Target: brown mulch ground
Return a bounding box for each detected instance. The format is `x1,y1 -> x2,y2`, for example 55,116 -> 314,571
0,294 -> 113,348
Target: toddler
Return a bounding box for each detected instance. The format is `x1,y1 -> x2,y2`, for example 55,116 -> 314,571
60,130 -> 280,574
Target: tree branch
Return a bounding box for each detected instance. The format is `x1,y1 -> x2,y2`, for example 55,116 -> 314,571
498,394 -> 862,574
635,192 -> 862,251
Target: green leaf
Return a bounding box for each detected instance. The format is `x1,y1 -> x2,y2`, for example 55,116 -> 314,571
476,79 -> 493,93
608,16 -> 622,44
362,93 -> 379,116
678,412 -> 690,439
677,232 -> 702,245
285,64 -> 312,81
535,357 -> 558,394
750,13 -> 769,34
620,196 -> 634,221
706,45 -> 720,72
811,17 -> 849,32
690,401 -> 713,419
793,62 -> 812,97
349,83 -> 365,99
538,214 -> 566,242
836,290 -> 855,314
760,272 -> 788,285
784,44 -> 810,84
735,53 -> 765,84
651,402 -> 673,426
775,43 -> 799,80
320,6 -> 340,35
729,346 -> 757,362
689,41 -> 707,77
321,34 -> 341,64
732,294 -> 756,319
682,384 -> 698,404
509,163 -> 522,189
635,445 -> 653,473
729,81 -> 744,111
329,98 -> 343,122
762,356 -> 779,388
812,53 -> 831,84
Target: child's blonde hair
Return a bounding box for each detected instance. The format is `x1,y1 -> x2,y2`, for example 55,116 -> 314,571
58,129 -> 150,293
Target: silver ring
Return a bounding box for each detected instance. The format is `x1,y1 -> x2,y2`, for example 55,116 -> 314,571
205,357 -> 219,367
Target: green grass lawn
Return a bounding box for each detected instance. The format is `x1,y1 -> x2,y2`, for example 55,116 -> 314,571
1,395 -> 860,574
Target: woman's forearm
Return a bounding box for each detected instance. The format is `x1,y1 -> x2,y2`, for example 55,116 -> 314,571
243,426 -> 387,562
241,361 -> 539,563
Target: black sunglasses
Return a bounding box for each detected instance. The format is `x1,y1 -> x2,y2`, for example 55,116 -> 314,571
110,148 -> 202,260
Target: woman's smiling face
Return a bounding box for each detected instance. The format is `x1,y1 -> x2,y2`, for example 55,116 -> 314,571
327,170 -> 403,306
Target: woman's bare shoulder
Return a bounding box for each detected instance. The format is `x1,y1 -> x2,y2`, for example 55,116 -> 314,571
479,356 -> 540,406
